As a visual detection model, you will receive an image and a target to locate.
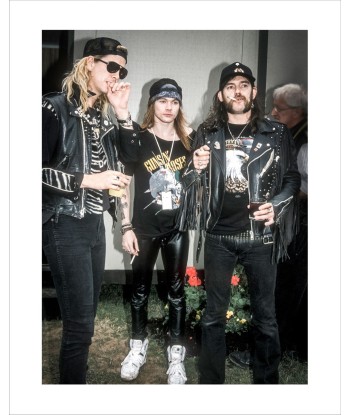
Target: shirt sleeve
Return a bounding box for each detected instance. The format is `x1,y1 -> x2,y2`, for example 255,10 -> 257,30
118,122 -> 141,164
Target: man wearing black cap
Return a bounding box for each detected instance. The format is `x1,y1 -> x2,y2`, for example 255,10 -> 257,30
42,37 -> 131,384
180,62 -> 300,384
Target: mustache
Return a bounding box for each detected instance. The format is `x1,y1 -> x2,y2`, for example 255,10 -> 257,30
225,96 -> 253,114
227,94 -> 246,102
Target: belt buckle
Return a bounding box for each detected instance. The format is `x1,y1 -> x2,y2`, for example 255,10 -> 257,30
263,234 -> 273,245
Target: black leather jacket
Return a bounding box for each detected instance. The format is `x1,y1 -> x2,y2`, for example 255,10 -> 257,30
179,117 -> 301,262
42,92 -> 120,221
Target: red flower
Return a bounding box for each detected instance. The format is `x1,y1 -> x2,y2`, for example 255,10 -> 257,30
186,267 -> 197,278
231,275 -> 240,286
186,267 -> 202,286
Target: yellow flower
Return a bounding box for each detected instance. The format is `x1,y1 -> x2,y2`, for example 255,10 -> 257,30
240,319 -> 247,324
226,310 -> 234,319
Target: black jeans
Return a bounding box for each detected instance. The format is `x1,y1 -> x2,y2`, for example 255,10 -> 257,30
42,213 -> 106,384
199,232 -> 280,384
130,231 -> 189,345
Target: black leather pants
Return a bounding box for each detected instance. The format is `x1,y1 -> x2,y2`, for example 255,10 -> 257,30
130,231 -> 189,345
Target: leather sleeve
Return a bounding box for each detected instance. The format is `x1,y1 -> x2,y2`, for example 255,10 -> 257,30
42,101 -> 83,198
270,126 -> 301,222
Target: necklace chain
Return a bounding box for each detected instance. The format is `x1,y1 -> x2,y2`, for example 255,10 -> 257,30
151,128 -> 175,168
227,122 -> 249,146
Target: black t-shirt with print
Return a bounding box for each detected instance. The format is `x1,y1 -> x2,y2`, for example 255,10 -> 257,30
123,128 -> 192,237
211,123 -> 254,235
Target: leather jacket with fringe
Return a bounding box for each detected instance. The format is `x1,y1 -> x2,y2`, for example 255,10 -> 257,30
177,117 -> 301,263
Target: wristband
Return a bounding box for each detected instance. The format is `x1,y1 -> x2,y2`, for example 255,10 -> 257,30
121,225 -> 134,235
117,112 -> 132,127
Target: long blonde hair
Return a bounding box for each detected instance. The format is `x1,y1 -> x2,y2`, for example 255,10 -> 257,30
141,102 -> 191,151
61,55 -> 110,115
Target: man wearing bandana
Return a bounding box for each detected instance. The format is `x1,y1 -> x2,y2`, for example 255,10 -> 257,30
179,62 -> 301,384
115,78 -> 194,384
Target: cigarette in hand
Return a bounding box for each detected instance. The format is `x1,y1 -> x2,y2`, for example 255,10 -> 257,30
130,255 -> 136,265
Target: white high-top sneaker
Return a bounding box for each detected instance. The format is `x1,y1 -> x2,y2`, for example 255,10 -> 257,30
121,338 -> 149,381
166,345 -> 187,384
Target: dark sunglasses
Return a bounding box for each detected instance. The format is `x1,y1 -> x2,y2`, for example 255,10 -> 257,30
95,58 -> 128,79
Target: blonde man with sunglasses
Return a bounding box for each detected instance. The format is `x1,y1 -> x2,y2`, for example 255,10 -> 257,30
42,37 -> 131,384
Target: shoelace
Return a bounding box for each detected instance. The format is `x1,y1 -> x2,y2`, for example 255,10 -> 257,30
122,348 -> 145,367
166,362 -> 187,381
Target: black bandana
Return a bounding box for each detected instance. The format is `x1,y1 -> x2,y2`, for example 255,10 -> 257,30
149,78 -> 182,103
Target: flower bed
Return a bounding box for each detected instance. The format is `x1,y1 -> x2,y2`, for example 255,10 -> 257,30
184,265 -> 251,335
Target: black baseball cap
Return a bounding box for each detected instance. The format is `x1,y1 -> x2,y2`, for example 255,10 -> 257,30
219,62 -> 255,89
83,37 -> 128,62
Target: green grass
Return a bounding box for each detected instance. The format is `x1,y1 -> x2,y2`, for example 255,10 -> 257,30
42,284 -> 307,384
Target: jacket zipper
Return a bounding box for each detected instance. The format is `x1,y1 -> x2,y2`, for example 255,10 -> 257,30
79,118 -> 86,217
101,123 -> 119,220
205,149 -> 212,229
247,147 -> 272,202
56,154 -> 69,169
100,124 -> 114,170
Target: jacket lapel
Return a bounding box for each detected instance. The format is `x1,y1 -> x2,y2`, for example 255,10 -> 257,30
207,129 -> 226,179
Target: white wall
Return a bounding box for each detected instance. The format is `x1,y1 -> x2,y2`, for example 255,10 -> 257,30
265,30 -> 308,112
74,30 -> 260,129
73,30 -> 307,271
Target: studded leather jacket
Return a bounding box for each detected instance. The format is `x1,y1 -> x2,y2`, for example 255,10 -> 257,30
179,117 -> 301,263
42,92 -> 120,221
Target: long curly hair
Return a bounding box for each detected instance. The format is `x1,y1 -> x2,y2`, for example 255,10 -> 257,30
61,55 -> 110,116
203,88 -> 263,134
141,101 -> 191,151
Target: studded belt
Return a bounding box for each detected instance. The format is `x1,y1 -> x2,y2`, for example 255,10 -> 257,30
207,229 -> 273,245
